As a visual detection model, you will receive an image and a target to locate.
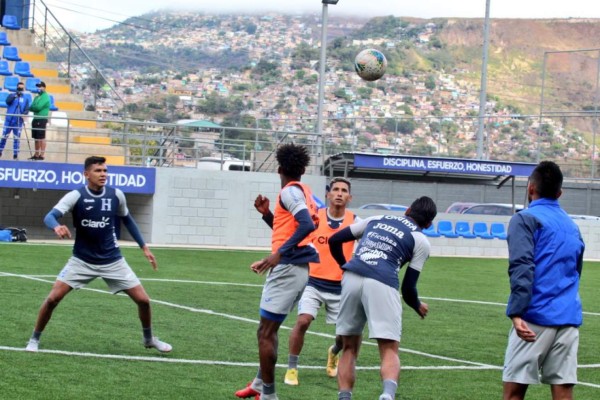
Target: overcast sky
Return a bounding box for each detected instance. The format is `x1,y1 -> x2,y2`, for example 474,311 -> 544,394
44,0 -> 600,32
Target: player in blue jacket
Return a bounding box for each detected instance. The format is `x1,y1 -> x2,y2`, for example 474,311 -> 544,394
503,161 -> 585,400
25,156 -> 171,354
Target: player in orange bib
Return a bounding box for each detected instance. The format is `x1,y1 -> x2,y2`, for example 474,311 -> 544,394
235,144 -> 318,400
253,177 -> 357,386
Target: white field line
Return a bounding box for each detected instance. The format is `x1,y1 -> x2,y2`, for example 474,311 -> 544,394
4,274 -> 600,316
0,272 -> 494,368
0,345 -> 500,371
2,271 -> 600,382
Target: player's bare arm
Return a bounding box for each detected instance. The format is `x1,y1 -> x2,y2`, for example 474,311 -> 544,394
53,225 -> 71,239
142,245 -> 157,271
254,194 -> 271,216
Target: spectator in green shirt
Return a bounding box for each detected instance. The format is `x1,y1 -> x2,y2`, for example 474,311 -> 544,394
29,81 -> 51,160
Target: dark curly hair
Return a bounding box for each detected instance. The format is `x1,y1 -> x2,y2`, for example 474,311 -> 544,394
406,196 -> 437,229
276,144 -> 311,179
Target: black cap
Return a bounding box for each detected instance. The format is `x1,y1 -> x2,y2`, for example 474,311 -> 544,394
35,81 -> 46,88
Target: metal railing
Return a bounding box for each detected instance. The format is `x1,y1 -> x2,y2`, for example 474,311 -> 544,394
27,0 -> 125,111
0,110 -> 598,180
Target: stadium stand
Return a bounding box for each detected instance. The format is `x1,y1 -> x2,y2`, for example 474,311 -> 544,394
422,223 -> 441,237
49,94 -> 58,111
473,222 -> 494,239
25,77 -> 40,92
2,15 -> 20,30
437,220 -> 460,238
3,75 -> 18,91
3,46 -> 21,61
490,223 -> 508,240
0,60 -> 12,76
455,221 -> 476,238
0,31 -> 10,46
0,91 -> 9,107
14,61 -> 34,77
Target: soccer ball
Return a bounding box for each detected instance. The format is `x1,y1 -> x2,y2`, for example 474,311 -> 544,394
354,49 -> 387,81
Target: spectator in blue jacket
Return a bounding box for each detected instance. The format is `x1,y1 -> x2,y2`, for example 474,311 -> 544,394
0,81 -> 30,160
503,161 -> 585,400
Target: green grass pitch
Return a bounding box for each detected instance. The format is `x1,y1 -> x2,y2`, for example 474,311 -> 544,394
0,243 -> 598,399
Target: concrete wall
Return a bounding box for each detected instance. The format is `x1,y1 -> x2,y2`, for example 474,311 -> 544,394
1,169 -> 598,260
149,169 -> 326,248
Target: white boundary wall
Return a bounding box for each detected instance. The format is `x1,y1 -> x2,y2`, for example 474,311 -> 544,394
1,168 -> 598,260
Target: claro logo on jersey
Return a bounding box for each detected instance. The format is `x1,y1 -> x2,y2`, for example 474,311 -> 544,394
316,235 -> 329,245
81,217 -> 110,228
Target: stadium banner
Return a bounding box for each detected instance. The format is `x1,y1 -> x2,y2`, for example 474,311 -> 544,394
0,160 -> 156,194
354,154 -> 536,177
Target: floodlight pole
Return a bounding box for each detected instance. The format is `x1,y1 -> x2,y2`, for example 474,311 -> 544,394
476,0 -> 491,159
315,1 -> 338,174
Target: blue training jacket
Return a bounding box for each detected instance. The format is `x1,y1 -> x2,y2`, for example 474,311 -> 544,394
506,198 -> 585,327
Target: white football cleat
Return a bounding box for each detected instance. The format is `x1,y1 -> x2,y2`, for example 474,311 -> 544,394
25,338 -> 39,352
144,336 -> 172,353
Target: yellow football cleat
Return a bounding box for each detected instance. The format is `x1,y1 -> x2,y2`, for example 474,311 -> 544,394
284,368 -> 299,386
326,345 -> 339,377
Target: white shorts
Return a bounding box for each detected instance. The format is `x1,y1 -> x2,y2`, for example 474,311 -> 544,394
297,285 -> 340,324
336,271 -> 402,341
260,263 -> 309,316
57,256 -> 141,294
503,322 -> 579,385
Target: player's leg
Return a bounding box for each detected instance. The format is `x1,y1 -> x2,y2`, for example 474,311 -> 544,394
104,257 -> 171,353
285,284 -> 320,385
362,278 -> 402,400
285,313 -> 312,385
335,272 -> 367,399
550,384 -> 574,400
257,316 -> 284,398
542,326 -> 578,400
124,284 -> 171,353
26,280 -> 72,351
324,291 -> 342,377
503,382 -> 528,400
377,338 -> 400,400
337,334 -> 361,399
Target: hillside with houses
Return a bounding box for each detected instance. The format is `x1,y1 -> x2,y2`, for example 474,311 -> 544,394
62,13 -> 600,174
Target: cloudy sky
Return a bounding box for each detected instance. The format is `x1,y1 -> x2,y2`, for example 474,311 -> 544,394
43,0 -> 600,32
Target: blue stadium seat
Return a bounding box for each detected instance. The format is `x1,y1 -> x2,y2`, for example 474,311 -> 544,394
0,31 -> 10,46
422,223 -> 441,237
0,60 -> 12,76
490,222 -> 508,240
473,222 -> 494,239
14,61 -> 33,77
0,91 -> 9,107
437,220 -> 459,238
4,75 -> 19,91
3,46 -> 21,61
2,15 -> 20,30
455,221 -> 476,238
49,94 -> 58,111
25,77 -> 40,93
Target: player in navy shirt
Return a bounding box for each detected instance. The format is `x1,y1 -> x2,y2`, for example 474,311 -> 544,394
329,196 -> 437,400
25,156 -> 171,353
